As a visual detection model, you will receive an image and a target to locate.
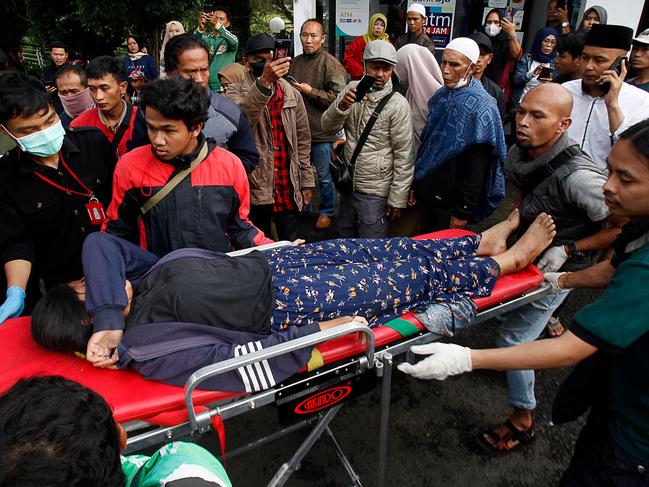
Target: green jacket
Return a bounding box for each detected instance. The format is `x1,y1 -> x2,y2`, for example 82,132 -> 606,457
122,442 -> 232,487
195,26 -> 239,93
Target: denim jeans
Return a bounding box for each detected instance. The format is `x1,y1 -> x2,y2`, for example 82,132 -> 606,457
310,142 -> 336,217
496,290 -> 571,410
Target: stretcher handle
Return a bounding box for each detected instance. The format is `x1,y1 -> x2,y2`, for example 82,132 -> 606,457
184,321 -> 375,430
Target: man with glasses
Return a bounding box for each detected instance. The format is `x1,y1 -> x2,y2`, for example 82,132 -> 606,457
289,18 -> 346,231
127,34 -> 259,173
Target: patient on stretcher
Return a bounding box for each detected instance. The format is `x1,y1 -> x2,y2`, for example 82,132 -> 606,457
30,211 -> 555,392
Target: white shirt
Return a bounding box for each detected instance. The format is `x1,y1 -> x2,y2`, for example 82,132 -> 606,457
563,80 -> 649,169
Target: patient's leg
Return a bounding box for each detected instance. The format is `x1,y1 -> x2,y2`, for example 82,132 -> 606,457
476,209 -> 521,256
491,213 -> 556,275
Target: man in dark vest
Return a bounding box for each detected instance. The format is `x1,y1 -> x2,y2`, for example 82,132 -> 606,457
476,83 -> 625,453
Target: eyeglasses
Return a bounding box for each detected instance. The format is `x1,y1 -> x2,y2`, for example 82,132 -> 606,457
542,39 -> 557,46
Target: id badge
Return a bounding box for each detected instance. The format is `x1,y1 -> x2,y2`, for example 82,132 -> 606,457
85,200 -> 106,225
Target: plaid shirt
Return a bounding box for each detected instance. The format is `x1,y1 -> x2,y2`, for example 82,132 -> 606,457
269,84 -> 296,212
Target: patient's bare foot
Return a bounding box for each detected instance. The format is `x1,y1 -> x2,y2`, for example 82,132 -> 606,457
477,209 -> 521,256
492,213 -> 555,275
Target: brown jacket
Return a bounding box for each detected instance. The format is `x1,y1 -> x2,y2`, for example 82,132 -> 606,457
288,48 -> 347,143
226,74 -> 315,209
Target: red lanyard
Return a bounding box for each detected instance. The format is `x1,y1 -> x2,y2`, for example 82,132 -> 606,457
32,152 -> 94,199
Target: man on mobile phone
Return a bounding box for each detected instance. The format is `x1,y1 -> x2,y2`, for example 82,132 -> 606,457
563,24 -> 649,168
321,40 -> 413,238
226,34 -> 315,241
41,41 -> 69,114
194,5 -> 238,93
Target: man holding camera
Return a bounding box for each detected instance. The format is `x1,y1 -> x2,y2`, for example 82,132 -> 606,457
563,24 -> 649,168
226,34 -> 314,241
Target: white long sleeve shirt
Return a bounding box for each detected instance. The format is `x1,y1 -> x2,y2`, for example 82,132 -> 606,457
563,80 -> 649,169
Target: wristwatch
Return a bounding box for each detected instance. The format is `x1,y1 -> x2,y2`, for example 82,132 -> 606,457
561,21 -> 569,28
565,241 -> 580,257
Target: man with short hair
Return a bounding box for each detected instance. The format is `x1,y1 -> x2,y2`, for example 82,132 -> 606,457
226,34 -> 314,241
195,5 -> 238,93
554,32 -> 586,83
322,40 -> 413,237
289,18 -> 347,230
55,65 -> 94,129
70,56 -> 137,159
104,77 -> 271,257
128,34 -> 259,173
563,24 -> 649,168
472,83 -> 623,453
0,376 -> 232,486
0,75 -> 115,323
628,28 -> 649,93
394,3 -> 435,51
415,37 -> 506,231
468,32 -> 506,118
41,41 -> 69,113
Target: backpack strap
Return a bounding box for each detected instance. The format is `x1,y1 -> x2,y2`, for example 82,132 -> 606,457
349,91 -> 396,166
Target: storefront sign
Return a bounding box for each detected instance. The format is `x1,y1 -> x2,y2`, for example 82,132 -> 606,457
335,0 -> 370,37
407,0 -> 457,49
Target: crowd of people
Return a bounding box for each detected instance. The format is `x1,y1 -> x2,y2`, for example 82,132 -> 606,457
1,2 -> 649,485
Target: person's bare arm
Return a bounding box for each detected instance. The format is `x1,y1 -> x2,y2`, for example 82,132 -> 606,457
559,259 -> 616,289
4,259 -> 31,290
501,18 -> 521,59
471,330 -> 597,371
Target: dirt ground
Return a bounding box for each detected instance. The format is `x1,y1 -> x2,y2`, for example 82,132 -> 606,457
200,192 -> 600,486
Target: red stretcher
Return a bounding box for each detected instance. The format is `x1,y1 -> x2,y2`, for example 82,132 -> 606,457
0,230 -> 549,487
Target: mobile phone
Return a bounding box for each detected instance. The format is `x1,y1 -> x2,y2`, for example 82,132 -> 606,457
353,74 -> 377,102
273,38 -> 292,61
600,56 -> 626,94
203,2 -> 215,12
285,75 -> 299,84
538,66 -> 554,82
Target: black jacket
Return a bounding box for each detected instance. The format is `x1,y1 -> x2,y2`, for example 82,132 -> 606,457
0,126 -> 116,286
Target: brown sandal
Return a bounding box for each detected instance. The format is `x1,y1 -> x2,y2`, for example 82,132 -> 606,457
476,419 -> 536,454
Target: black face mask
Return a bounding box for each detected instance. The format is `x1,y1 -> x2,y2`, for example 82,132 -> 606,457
250,60 -> 266,77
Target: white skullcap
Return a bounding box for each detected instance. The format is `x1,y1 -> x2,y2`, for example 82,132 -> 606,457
407,3 -> 426,18
269,17 -> 285,34
445,37 -> 480,64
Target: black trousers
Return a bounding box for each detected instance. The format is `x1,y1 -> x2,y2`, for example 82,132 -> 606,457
249,205 -> 299,242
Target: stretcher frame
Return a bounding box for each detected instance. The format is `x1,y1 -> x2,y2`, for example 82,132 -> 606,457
118,234 -> 551,486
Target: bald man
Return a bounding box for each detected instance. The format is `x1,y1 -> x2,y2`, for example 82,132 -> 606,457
476,83 -> 625,453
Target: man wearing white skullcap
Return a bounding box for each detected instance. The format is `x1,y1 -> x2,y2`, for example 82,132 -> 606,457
413,36 -> 506,231
395,3 -> 435,51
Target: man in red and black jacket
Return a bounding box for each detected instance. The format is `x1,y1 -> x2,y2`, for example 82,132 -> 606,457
104,77 -> 272,256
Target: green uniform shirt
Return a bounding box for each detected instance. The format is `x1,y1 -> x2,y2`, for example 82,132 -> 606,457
122,442 -> 232,486
572,241 -> 649,462
195,26 -> 239,93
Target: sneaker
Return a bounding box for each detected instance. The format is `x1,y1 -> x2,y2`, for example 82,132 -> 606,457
315,215 -> 332,230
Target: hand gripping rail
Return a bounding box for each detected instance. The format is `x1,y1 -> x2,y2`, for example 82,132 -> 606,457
183,321 -> 376,431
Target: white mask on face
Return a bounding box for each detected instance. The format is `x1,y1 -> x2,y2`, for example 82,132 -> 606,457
449,65 -> 473,90
485,24 -> 502,37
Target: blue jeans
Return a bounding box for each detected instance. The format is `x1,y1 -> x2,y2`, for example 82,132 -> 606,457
496,290 -> 571,410
310,142 -> 336,217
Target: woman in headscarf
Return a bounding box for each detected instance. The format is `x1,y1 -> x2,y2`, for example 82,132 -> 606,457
482,8 -> 522,105
122,34 -> 158,92
343,13 -> 390,80
511,28 -> 559,107
159,21 -> 185,77
394,44 -> 443,153
218,62 -> 247,91
577,6 -> 607,32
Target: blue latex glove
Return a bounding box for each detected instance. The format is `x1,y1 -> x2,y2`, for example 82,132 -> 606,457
0,286 -> 26,324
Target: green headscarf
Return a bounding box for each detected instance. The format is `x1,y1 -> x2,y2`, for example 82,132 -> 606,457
363,13 -> 389,43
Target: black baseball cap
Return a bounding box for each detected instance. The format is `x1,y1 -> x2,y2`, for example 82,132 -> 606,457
468,32 -> 493,53
245,33 -> 276,56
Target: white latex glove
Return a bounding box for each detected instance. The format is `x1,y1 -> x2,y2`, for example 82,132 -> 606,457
544,272 -> 568,293
397,343 -> 472,380
536,245 -> 569,272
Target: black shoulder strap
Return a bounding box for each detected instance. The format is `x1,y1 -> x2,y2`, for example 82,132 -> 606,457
349,91 -> 396,166
526,145 -> 582,194
111,102 -> 134,156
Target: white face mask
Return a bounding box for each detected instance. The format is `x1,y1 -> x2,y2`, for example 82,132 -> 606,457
448,65 -> 473,90
485,24 -> 502,37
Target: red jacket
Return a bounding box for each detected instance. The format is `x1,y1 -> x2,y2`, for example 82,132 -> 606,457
103,139 -> 272,256
71,105 -> 138,159
343,36 -> 367,80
